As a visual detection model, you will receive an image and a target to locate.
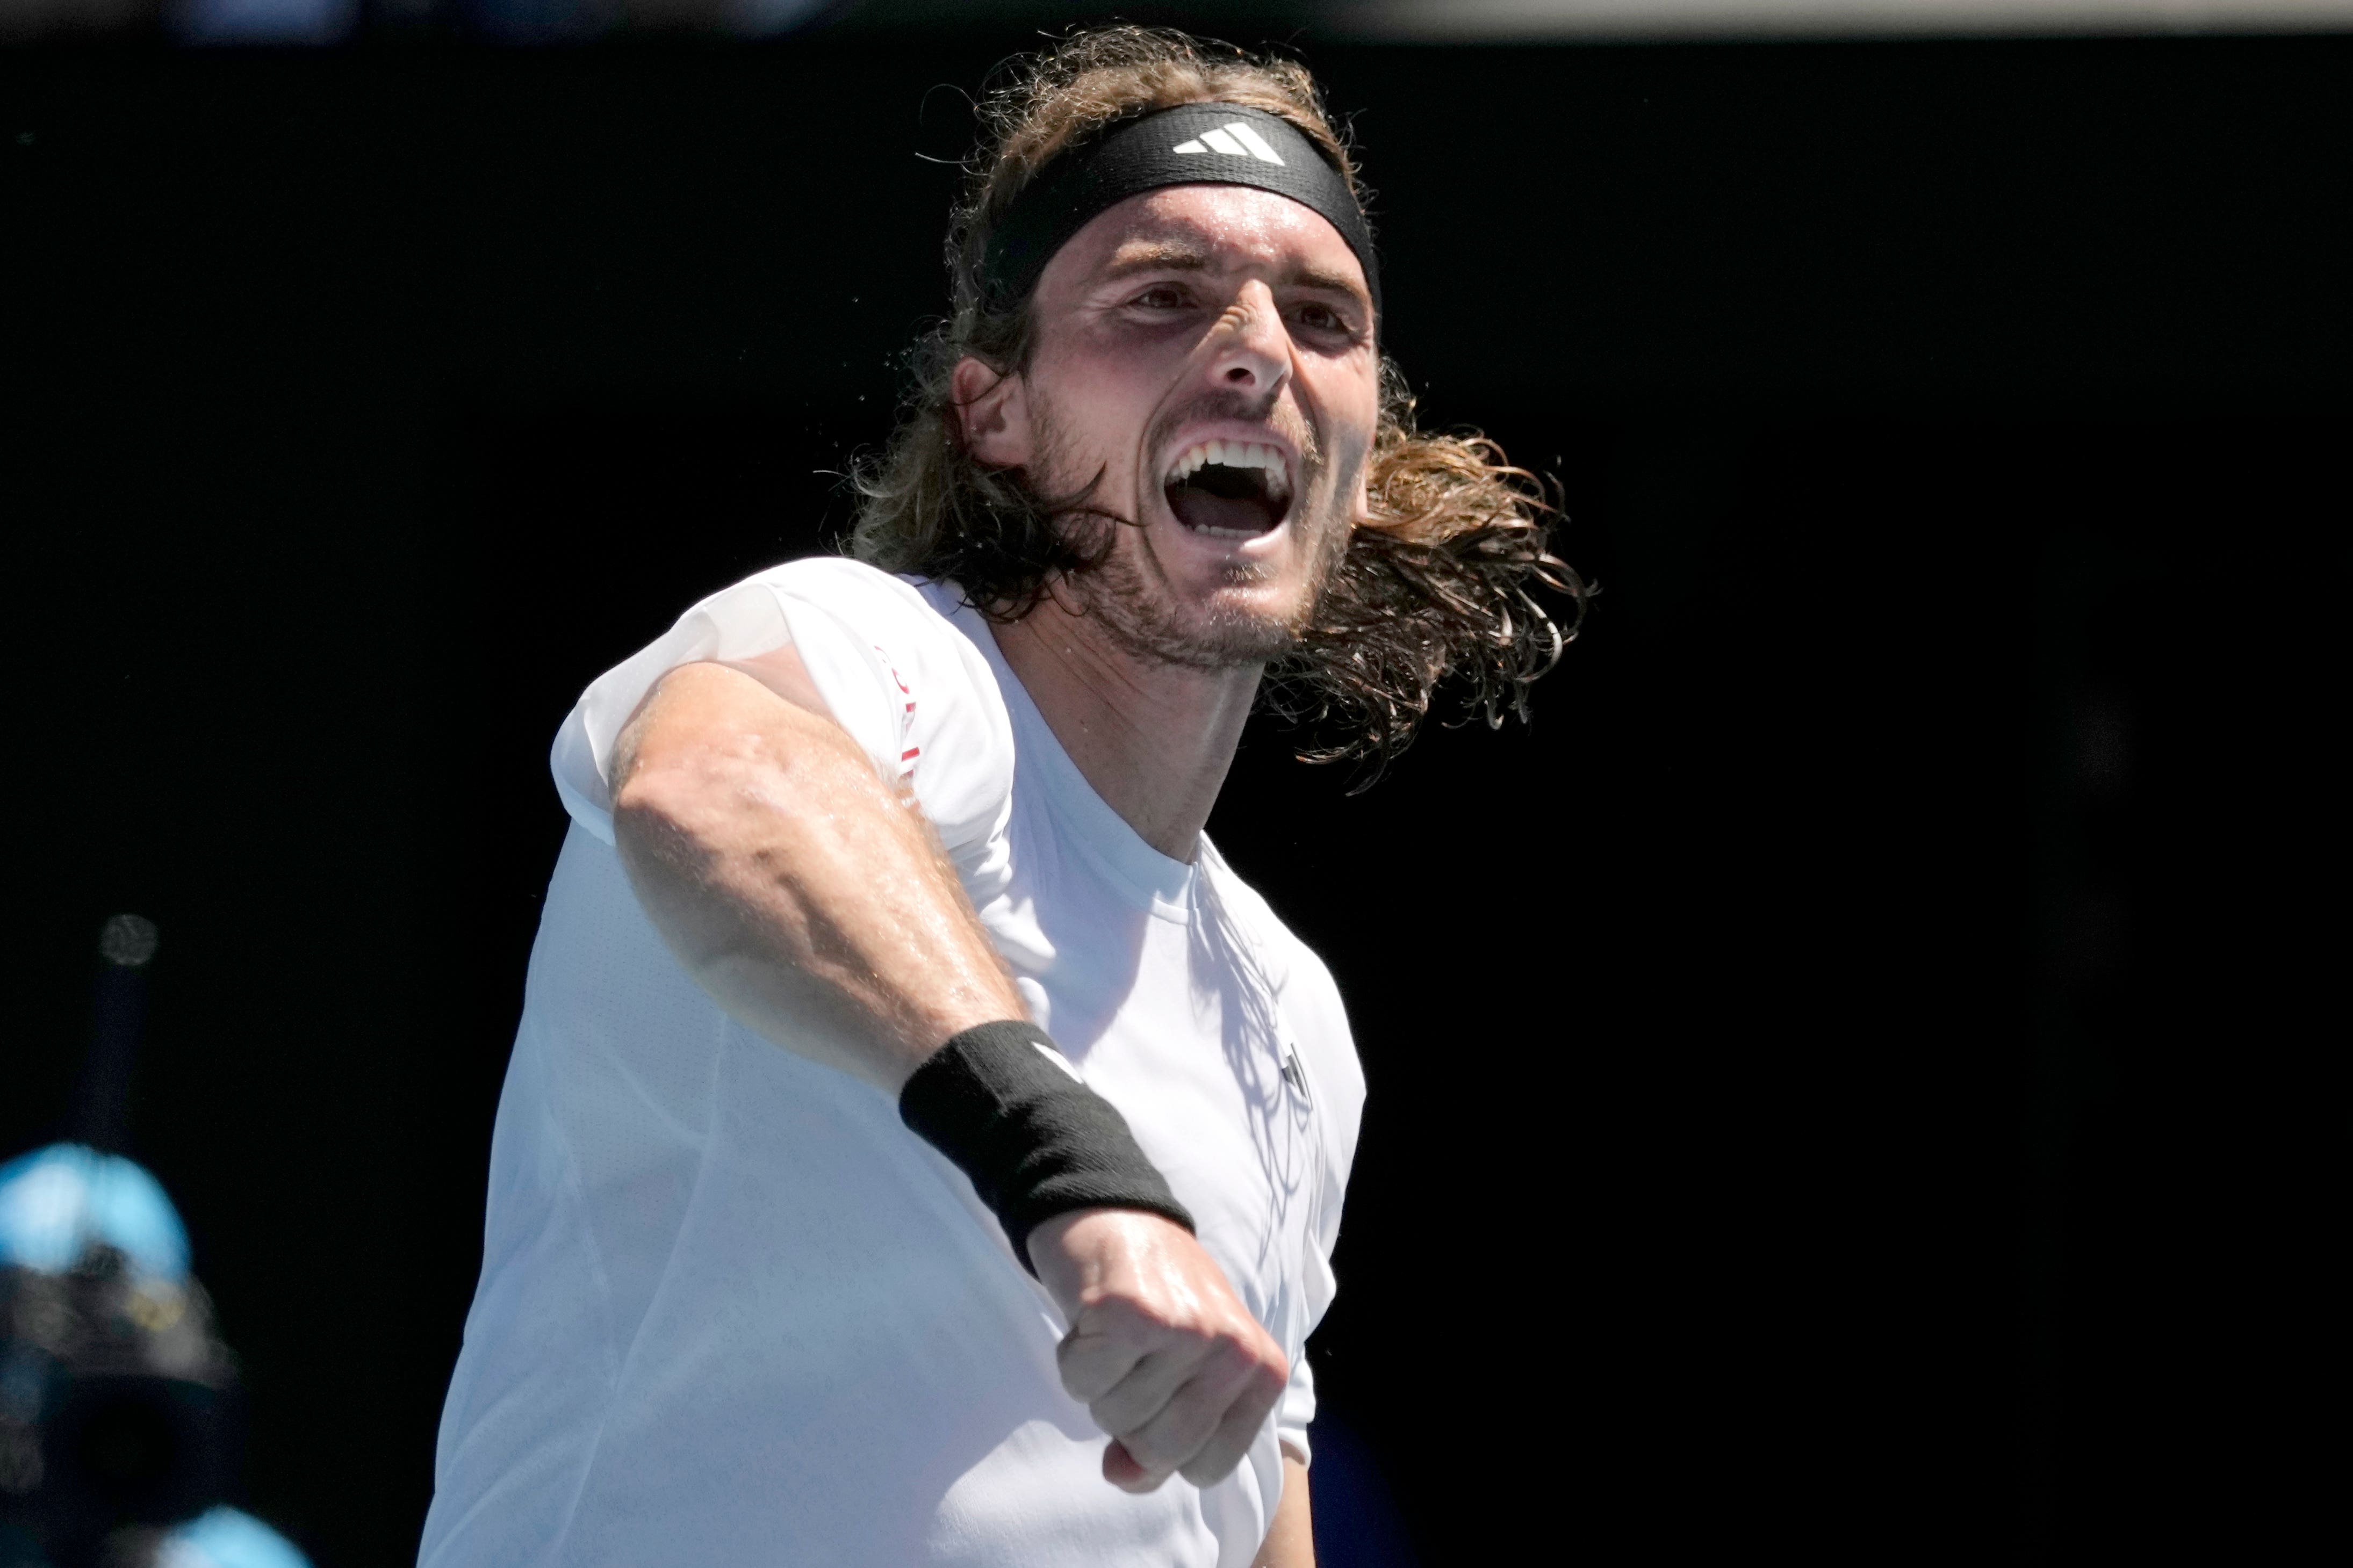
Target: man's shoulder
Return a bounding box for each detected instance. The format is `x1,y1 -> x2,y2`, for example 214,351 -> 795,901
746,554 -> 941,622
746,559 -> 1012,843
754,560 -> 990,675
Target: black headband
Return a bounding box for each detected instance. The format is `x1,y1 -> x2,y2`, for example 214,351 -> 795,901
978,102 -> 1381,323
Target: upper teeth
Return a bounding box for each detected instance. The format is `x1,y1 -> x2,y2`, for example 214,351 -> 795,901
1167,439 -> 1291,493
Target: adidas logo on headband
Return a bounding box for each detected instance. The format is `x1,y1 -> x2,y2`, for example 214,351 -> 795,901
981,103 -> 1378,317
1170,122 -> 1286,165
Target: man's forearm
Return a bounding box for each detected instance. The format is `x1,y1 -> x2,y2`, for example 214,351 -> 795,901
608,654 -> 1290,1497
610,657 -> 1024,1093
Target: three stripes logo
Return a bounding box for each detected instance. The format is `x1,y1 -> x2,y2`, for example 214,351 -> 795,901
1170,121 -> 1286,166
1281,1049 -> 1311,1107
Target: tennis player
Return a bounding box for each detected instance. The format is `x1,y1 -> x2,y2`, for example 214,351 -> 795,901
420,26 -> 1575,1568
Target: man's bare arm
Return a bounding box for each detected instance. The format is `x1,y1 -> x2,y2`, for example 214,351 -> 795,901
1250,1452 -> 1314,1567
611,653 -> 1020,1092
608,647 -> 1288,1493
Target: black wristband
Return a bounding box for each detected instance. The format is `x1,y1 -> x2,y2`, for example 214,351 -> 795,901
898,1020 -> 1196,1275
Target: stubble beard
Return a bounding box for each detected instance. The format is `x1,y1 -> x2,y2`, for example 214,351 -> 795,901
1027,392 -> 1355,673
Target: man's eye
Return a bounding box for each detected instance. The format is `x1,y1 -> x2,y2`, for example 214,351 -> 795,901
1132,285 -> 1190,310
1292,302 -> 1348,333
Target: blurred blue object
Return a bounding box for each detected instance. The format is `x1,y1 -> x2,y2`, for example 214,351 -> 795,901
155,1508 -> 314,1568
171,0 -> 359,44
0,1144 -> 190,1281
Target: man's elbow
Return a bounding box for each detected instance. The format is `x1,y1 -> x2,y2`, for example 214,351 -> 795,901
611,756 -> 694,849
610,716 -> 838,890
608,692 -> 767,868
608,748 -> 766,986
610,678 -> 782,853
610,753 -> 725,892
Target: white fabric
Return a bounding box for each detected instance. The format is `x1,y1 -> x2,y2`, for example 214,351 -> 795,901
421,558 -> 1365,1568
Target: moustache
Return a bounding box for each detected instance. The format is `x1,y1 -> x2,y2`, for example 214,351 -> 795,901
1145,394 -> 1323,479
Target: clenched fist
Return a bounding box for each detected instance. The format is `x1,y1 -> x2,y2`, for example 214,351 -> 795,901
1028,1208 -> 1290,1492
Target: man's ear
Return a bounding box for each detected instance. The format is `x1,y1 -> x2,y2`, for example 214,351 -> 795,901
951,356 -> 1033,470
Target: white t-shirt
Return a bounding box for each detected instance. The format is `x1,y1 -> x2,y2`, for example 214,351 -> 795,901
419,559 -> 1365,1568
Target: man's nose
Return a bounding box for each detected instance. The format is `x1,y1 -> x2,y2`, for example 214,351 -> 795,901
1204,283 -> 1290,398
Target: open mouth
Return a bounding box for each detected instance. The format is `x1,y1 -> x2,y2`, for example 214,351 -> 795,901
1163,440 -> 1293,539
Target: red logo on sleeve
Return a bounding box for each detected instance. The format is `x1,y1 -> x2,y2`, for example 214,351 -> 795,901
877,646 -> 918,776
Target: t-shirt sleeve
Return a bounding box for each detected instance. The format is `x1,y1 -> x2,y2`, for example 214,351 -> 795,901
549,558 -> 1015,864
1277,1342 -> 1321,1464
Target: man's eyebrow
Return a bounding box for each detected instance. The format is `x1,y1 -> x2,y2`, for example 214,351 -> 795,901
1286,262 -> 1368,300
1098,245 -> 1369,304
1098,243 -> 1216,278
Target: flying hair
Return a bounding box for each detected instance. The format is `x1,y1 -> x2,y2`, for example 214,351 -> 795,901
850,25 -> 1586,783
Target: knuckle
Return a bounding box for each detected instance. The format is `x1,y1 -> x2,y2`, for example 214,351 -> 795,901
1057,1349 -> 1130,1405
1082,1304 -> 1167,1354
1076,1288 -> 1140,1326
1207,1326 -> 1277,1377
1097,1289 -> 1181,1335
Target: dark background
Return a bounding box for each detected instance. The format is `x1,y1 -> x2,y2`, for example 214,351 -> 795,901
5,29 -> 2346,1565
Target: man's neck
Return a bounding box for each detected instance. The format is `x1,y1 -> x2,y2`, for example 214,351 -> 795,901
991,599 -> 1259,863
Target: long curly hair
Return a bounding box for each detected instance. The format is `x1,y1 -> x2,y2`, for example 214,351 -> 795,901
851,25 -> 1585,781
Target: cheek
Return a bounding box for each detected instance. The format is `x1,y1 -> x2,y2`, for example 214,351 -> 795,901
1309,357 -> 1381,457
1329,393 -> 1379,526
1327,387 -> 1381,493
1034,328 -> 1164,420
1031,362 -> 1155,475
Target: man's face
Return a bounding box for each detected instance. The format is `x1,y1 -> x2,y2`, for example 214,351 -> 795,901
961,183 -> 1382,668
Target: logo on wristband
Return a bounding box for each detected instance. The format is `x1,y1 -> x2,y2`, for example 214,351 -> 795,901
1032,1040 -> 1083,1083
